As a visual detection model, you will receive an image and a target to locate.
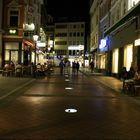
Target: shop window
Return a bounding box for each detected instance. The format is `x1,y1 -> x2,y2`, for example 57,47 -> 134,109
112,49 -> 119,73
5,50 -> 10,61
100,55 -> 106,69
124,44 -> 133,71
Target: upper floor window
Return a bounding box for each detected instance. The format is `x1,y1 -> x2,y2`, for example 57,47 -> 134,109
81,24 -> 84,28
73,24 -> 76,28
123,2 -> 127,15
9,10 -> 19,27
56,24 -> 67,29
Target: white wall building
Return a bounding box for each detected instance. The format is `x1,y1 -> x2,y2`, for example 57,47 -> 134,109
54,22 -> 85,66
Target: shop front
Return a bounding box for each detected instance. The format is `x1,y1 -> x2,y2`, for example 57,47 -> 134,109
123,44 -> 133,71
98,37 -> 109,73
2,37 -> 34,67
111,44 -> 134,77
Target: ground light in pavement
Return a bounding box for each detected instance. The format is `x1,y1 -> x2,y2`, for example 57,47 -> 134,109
65,79 -> 70,82
65,108 -> 77,113
65,87 -> 73,90
65,74 -> 69,78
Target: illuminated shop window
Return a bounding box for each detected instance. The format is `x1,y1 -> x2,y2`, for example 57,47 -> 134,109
99,55 -> 106,69
5,50 -> 10,61
112,49 -> 118,73
124,44 -> 133,71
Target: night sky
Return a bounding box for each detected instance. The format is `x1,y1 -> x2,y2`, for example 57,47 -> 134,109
47,0 -> 89,20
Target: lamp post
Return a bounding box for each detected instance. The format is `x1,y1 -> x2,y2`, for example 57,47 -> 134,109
33,35 -> 39,65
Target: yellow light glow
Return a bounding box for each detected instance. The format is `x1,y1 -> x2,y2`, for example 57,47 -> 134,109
49,40 -> 53,45
124,45 -> 133,71
112,49 -> 118,73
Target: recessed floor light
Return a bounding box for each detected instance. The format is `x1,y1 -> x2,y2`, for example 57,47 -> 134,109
65,79 -> 70,81
65,87 -> 73,90
65,75 -> 69,78
65,108 -> 77,113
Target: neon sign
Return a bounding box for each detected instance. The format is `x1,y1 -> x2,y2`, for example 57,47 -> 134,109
99,38 -> 108,49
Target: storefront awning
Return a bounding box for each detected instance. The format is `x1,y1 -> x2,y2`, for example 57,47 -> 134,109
104,3 -> 140,36
23,40 -> 34,47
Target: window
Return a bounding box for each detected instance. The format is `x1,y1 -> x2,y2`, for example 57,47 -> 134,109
73,50 -> 76,55
69,33 -> 72,37
81,32 -> 84,37
77,32 -> 80,36
112,49 -> 119,73
9,10 -> 19,27
55,33 -> 67,37
73,24 -> 76,28
124,44 -> 133,71
56,50 -> 67,55
73,41 -> 76,45
73,32 -> 76,36
55,41 -> 67,45
69,50 -> 72,55
81,24 -> 84,28
56,24 -> 67,28
123,2 -> 127,15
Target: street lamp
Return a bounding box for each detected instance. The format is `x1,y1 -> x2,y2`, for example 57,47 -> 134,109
33,35 -> 39,65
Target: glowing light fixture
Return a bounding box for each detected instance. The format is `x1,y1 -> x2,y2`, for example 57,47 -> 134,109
9,29 -> 16,34
99,38 -> 108,49
65,79 -> 70,82
65,87 -> 73,90
65,108 -> 77,113
33,35 -> 39,65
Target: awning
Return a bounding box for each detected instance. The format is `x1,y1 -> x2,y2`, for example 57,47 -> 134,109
23,40 -> 34,47
104,3 -> 140,36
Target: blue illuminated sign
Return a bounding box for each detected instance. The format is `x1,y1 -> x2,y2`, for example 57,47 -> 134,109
99,37 -> 108,49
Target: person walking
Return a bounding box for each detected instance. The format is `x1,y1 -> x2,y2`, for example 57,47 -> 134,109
76,61 -> 80,74
59,60 -> 65,75
72,61 -> 76,75
90,61 -> 94,73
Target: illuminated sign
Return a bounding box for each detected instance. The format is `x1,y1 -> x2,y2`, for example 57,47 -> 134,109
99,38 -> 108,49
68,45 -> 84,50
37,42 -> 46,47
23,23 -> 35,31
134,39 -> 140,46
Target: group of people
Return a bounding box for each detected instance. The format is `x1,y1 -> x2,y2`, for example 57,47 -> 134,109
120,66 -> 140,81
59,60 -> 80,75
2,61 -> 53,77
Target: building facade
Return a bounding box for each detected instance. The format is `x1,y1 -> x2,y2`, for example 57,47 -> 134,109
0,0 -> 3,69
89,0 -> 100,69
54,22 -> 85,66
98,0 -> 111,74
105,0 -> 140,77
90,0 -> 140,76
2,0 -> 43,67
